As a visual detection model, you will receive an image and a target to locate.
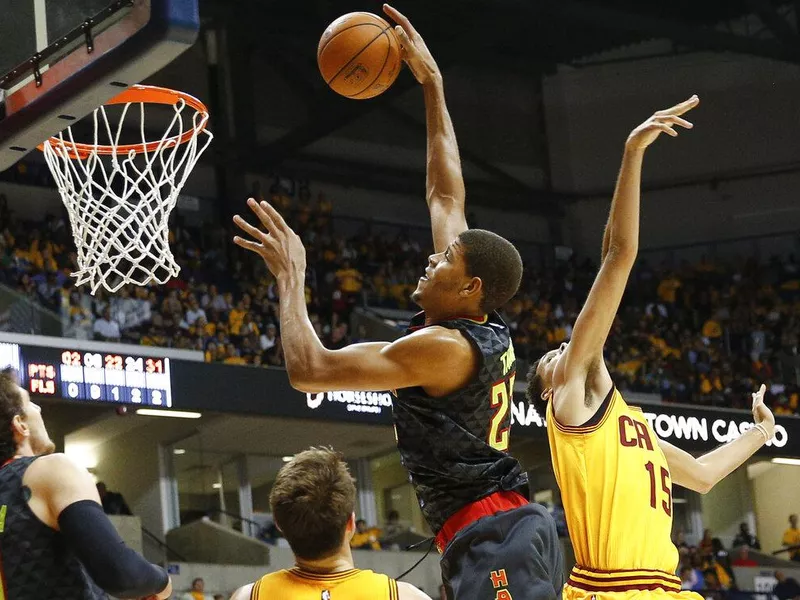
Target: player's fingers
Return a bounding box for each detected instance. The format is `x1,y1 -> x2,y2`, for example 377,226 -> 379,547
232,215 -> 268,242
244,198 -> 278,232
383,4 -> 418,38
259,201 -> 293,235
655,115 -> 693,129
394,25 -> 412,49
662,95 -> 700,117
232,236 -> 265,255
653,123 -> 678,137
752,384 -> 766,405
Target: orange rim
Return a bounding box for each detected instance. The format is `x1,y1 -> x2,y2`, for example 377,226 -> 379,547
38,84 -> 210,159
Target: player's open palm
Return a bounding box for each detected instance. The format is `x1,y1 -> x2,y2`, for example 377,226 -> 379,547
233,199 -> 307,279
752,383 -> 776,439
626,95 -> 699,151
383,4 -> 439,84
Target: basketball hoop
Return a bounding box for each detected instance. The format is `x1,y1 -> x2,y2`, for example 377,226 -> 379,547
40,84 -> 213,294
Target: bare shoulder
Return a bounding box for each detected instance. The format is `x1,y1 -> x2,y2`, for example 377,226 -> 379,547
229,584 -> 254,600
24,453 -> 93,489
397,581 -> 433,600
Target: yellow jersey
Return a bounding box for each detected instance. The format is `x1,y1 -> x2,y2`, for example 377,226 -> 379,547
250,567 -> 399,600
547,387 -> 681,593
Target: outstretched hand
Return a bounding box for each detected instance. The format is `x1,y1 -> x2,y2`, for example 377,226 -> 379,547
625,95 -> 699,151
751,383 -> 776,440
233,199 -> 306,279
383,4 -> 440,85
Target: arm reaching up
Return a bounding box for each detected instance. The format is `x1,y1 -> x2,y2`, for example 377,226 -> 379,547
384,4 -> 467,252
554,96 -> 698,425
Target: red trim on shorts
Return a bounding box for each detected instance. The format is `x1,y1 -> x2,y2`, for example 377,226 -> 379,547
567,565 -> 681,593
568,578 -> 679,593
435,490 -> 528,553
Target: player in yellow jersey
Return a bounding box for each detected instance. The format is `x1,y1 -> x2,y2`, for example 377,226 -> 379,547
525,96 -> 777,600
230,448 -> 430,600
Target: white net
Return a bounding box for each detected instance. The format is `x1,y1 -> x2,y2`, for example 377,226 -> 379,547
41,93 -> 213,294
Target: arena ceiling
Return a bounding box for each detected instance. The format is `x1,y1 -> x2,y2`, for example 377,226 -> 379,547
201,0 -> 799,215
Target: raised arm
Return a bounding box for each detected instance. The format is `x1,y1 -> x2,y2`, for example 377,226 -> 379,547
660,385 -> 774,493
560,97 -> 698,381
233,200 -> 476,394
384,5 -> 467,253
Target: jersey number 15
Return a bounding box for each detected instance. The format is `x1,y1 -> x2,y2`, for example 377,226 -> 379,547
489,373 -> 515,452
645,461 -> 672,516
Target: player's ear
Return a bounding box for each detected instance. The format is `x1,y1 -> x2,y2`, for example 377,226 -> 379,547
11,414 -> 28,439
345,512 -> 357,541
461,276 -> 482,299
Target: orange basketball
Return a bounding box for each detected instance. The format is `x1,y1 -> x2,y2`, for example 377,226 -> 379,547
317,12 -> 402,100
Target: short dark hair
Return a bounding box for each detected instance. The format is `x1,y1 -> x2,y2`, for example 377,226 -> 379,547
458,230 -> 522,313
269,447 -> 355,561
0,368 -> 24,464
525,360 -> 547,420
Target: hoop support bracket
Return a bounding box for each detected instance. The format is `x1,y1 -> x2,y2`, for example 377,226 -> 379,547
82,19 -> 96,54
30,54 -> 43,87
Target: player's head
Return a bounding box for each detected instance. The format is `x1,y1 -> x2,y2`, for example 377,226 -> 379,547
269,447 -> 356,561
0,368 -> 55,462
412,229 -> 522,315
790,514 -> 798,528
525,342 -> 569,416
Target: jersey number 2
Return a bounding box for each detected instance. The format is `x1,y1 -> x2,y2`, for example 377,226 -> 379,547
645,461 -> 672,516
489,373 -> 515,451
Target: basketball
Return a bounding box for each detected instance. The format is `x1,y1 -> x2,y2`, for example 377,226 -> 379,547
317,12 -> 402,100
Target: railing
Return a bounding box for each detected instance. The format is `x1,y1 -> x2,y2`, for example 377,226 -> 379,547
771,544 -> 800,557
141,525 -> 187,563
206,508 -> 264,539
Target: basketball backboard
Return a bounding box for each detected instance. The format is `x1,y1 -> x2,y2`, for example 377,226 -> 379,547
0,0 -> 200,172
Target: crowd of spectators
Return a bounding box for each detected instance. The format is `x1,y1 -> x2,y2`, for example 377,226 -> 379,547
675,518 -> 800,599
0,171 -> 797,414
675,525 -> 762,598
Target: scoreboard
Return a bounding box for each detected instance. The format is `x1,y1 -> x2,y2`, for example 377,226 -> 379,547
0,341 -> 172,407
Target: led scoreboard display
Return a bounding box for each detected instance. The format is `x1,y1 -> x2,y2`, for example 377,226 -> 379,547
0,342 -> 172,407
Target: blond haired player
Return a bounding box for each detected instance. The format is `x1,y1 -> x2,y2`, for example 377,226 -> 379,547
526,96 -> 776,600
230,448 -> 429,600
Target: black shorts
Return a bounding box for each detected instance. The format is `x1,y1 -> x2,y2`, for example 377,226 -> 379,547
440,503 -> 564,600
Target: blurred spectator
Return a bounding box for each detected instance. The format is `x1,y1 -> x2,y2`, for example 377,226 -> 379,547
699,529 -> 714,557
711,538 -> 734,588
180,577 -> 211,600
93,308 -> 121,341
731,547 -> 757,567
774,571 -> 800,600
680,566 -> 699,591
783,514 -> 800,561
96,482 -> 132,516
732,522 -> 760,550
674,531 -> 689,552
383,510 -> 405,539
703,570 -> 725,600
350,518 -> 381,551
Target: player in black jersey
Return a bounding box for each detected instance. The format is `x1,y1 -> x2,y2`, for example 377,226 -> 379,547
233,7 -> 563,599
0,368 -> 171,600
